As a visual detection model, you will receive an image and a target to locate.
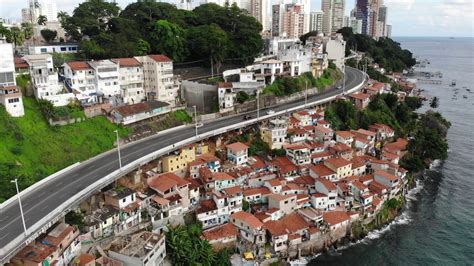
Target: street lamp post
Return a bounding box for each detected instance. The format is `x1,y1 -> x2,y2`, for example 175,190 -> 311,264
193,105 -> 198,138
305,80 -> 308,107
114,130 -> 122,170
257,90 -> 260,119
342,62 -> 346,95
11,179 -> 27,236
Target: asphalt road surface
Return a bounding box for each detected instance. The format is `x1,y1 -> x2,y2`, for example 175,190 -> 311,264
0,67 -> 364,255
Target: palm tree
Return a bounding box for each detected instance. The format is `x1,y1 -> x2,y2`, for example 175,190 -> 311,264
37,15 -> 47,26
21,22 -> 33,40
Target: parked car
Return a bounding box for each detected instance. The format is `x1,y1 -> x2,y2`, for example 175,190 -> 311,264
267,110 -> 275,115
243,115 -> 252,120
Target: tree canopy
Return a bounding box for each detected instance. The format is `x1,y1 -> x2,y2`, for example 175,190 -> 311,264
41,29 -> 57,43
60,1 -> 263,64
337,27 -> 416,73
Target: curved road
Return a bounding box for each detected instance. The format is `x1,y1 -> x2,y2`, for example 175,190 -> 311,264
0,67 -> 364,258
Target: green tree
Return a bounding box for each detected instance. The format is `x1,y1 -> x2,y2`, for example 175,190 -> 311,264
136,38 -> 150,55
40,29 -> 57,43
79,40 -> 105,59
188,24 -> 229,74
236,91 -> 250,104
21,22 -> 33,40
37,15 -> 47,26
8,27 -> 25,48
150,20 -> 187,62
70,0 -> 120,38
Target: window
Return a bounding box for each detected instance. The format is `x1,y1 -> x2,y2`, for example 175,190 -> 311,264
60,47 -> 67,51
8,98 -> 19,103
40,48 -> 47,53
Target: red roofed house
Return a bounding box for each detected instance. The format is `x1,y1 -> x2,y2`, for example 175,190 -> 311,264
271,156 -> 298,177
309,164 -> 337,182
202,223 -> 238,250
313,125 -> 334,142
374,170 -> 400,198
335,131 -> 355,146
268,193 -> 297,215
323,211 -> 350,231
329,143 -> 353,160
350,92 -> 371,109
263,220 -> 289,253
62,61 -> 96,101
147,173 -> 191,215
134,54 -> 179,106
226,142 -> 249,165
111,57 -> 145,104
315,178 -> 338,210
369,123 -> 395,141
293,111 -> 312,126
243,187 -> 272,204
284,143 -> 311,166
324,157 -> 353,180
230,211 -> 266,245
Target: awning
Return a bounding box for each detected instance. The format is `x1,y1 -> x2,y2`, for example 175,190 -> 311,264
244,252 -> 254,260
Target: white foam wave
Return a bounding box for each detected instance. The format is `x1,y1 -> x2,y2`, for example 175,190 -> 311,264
429,159 -> 442,169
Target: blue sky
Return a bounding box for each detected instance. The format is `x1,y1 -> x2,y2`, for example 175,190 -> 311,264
1,0 -> 472,37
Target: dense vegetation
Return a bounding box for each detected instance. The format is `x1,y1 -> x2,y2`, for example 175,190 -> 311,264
58,0 -> 263,66
337,27 -> 416,73
0,98 -> 128,202
166,224 -> 231,265
326,93 -> 450,174
263,67 -> 341,97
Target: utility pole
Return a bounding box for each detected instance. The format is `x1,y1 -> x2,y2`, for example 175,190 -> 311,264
114,130 -> 122,170
11,179 -> 27,236
193,105 -> 198,138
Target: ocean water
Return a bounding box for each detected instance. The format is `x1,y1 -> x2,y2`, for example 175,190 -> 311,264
310,37 -> 474,265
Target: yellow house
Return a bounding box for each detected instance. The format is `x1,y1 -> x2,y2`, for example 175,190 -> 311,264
162,145 -> 196,174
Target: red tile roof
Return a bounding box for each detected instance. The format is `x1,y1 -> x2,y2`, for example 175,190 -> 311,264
230,211 -> 263,229
310,164 -> 335,177
218,82 -> 233,88
148,172 -> 190,193
330,143 -> 352,153
280,213 -> 310,233
111,57 -> 141,67
316,178 -> 337,190
213,172 -> 235,181
263,220 -> 288,236
223,186 -> 242,196
227,142 -> 249,152
202,223 -> 238,241
66,61 -> 91,70
323,211 -> 350,225
336,131 -> 355,138
272,156 -> 297,174
325,157 -> 351,168
148,54 -> 172,62
243,187 -> 271,197
375,170 -> 398,181
350,92 -> 371,100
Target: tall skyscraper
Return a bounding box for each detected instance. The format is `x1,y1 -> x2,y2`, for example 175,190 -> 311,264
250,0 -> 271,32
282,4 -> 306,38
385,24 -> 392,38
321,0 -> 332,35
355,0 -> 371,35
321,0 -> 345,35
369,0 -> 381,38
331,0 -> 345,32
378,5 -> 387,37
309,11 -> 324,33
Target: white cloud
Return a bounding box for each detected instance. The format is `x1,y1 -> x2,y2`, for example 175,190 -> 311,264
385,0 -> 416,10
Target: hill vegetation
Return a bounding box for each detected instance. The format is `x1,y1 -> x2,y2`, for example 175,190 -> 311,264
59,0 -> 263,67
0,98 -> 128,202
336,27 -> 416,73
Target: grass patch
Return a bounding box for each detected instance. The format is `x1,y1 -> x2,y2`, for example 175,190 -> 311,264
171,109 -> 192,123
0,97 -> 129,202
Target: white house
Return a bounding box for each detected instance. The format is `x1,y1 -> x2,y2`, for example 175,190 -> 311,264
324,33 -> 346,70
28,43 -> 78,55
111,58 -> 145,105
261,118 -> 288,149
315,178 -> 338,210
88,59 -> 120,98
0,43 -> 24,116
24,54 -> 74,106
217,82 -> 235,112
227,142 -> 249,165
0,86 -> 24,117
62,61 -> 97,104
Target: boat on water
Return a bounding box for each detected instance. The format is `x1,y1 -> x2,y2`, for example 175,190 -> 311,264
463,95 -> 468,99
450,80 -> 456,87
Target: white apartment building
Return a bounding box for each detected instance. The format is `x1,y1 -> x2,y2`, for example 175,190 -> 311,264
111,58 -> 145,105
324,33 -> 346,70
28,43 -> 78,55
88,60 -> 120,98
278,44 -> 313,76
0,43 -> 24,117
62,61 -> 97,103
135,54 -> 179,106
310,11 -> 324,32
217,82 -> 235,112
24,54 -> 74,106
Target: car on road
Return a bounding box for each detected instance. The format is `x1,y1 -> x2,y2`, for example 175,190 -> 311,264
196,123 -> 204,128
267,110 -> 275,115
337,85 -> 342,90
243,115 -> 252,120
